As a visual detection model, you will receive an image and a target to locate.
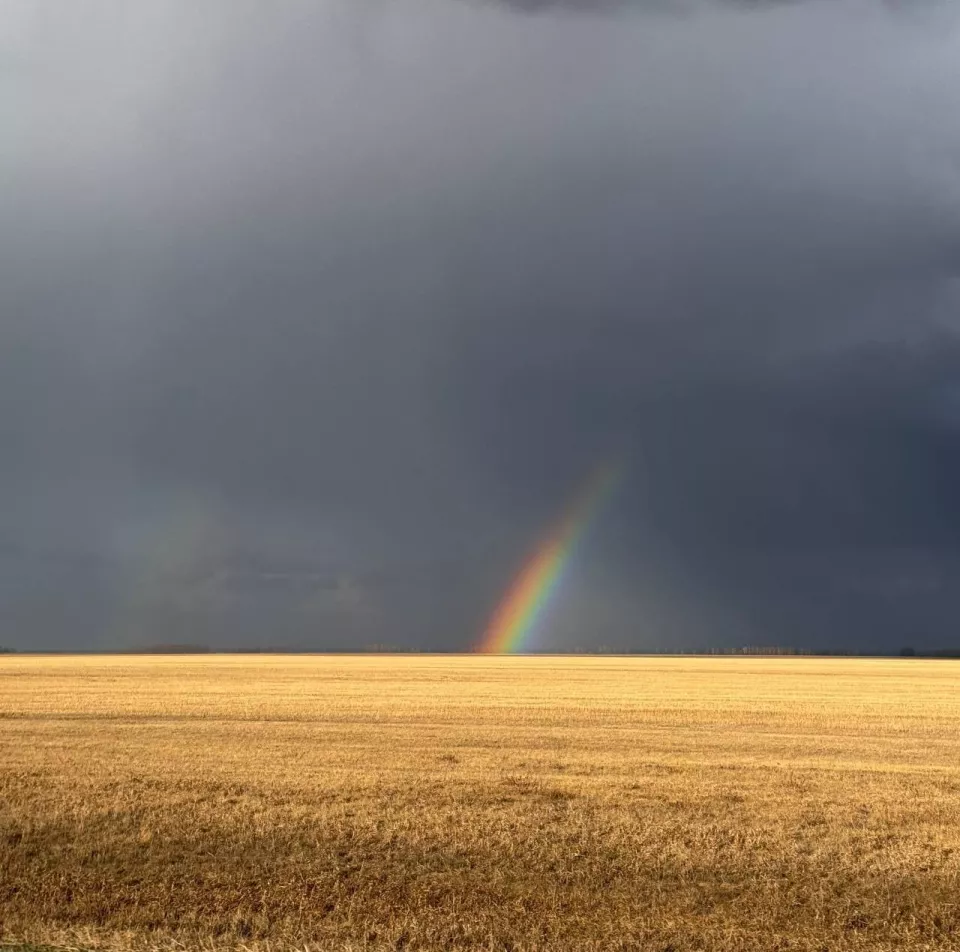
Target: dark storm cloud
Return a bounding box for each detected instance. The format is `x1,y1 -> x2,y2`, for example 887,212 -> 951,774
4,0 -> 960,650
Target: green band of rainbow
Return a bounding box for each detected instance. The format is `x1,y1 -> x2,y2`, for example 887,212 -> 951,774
478,463 -> 622,654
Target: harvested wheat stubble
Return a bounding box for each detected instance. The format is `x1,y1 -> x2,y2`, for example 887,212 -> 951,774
2,654 -> 960,951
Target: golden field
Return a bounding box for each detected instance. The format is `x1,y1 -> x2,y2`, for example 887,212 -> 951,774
2,655 -> 960,952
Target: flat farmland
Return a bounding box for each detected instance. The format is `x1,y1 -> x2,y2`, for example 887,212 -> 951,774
2,655 -> 960,951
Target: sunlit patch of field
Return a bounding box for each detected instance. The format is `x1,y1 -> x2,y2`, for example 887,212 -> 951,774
2,654 -> 960,951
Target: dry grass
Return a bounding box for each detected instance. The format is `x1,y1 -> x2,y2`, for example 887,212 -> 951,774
2,654 -> 960,951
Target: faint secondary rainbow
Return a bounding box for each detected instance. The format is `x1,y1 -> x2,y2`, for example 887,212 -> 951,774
478,462 -> 623,654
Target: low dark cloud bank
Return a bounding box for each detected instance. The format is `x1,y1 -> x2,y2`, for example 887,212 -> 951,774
3,0 -> 960,651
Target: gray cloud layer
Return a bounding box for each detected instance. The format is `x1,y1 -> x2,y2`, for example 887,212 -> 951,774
4,0 -> 960,651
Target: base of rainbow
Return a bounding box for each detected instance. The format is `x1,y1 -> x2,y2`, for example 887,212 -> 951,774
477,462 -> 623,654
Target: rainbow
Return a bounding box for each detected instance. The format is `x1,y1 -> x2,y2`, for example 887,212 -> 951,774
478,462 -> 623,654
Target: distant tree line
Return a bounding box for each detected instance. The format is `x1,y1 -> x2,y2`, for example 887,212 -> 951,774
570,645 -> 851,656
899,647 -> 960,658
230,645 -> 303,654
8,642 -> 960,657
362,643 -> 422,653
132,643 -> 211,654
702,646 -> 843,656
569,645 -> 960,658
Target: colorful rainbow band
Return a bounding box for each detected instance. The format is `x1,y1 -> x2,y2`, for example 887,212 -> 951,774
478,462 -> 622,653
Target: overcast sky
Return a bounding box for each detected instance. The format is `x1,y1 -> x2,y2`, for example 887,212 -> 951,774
4,0 -> 960,652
